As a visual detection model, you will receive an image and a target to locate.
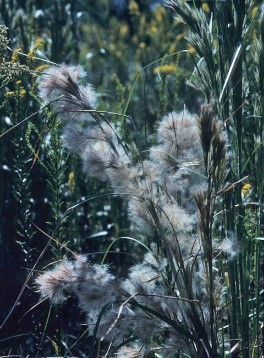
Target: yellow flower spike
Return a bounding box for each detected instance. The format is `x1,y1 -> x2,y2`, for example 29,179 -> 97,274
68,171 -> 76,193
27,37 -> 44,58
153,64 -> 176,74
154,5 -> 166,22
12,48 -> 22,62
35,64 -> 50,72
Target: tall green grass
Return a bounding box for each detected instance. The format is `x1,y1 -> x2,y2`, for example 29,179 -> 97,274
168,1 -> 264,356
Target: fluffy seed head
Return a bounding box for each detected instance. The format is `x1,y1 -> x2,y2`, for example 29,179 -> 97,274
35,260 -> 76,303
38,65 -> 97,123
156,111 -> 202,164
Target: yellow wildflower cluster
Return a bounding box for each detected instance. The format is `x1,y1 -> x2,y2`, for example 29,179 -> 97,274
28,37 -> 44,58
5,89 -> 26,97
5,79 -> 26,97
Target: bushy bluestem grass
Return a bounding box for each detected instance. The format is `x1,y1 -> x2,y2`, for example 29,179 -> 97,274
1,1 -> 263,357
35,62 -> 227,358
35,1 -> 264,357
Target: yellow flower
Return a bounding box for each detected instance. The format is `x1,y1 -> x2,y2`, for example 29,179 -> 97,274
27,37 -> 44,58
153,64 -> 176,74
35,37 -> 44,47
5,91 -> 15,97
150,25 -> 158,34
5,88 -> 26,97
250,6 -> 259,19
19,88 -> 26,97
119,24 -> 129,37
154,5 -> 166,22
68,171 -> 75,193
202,3 -> 210,13
241,183 -> 252,196
129,0 -> 140,16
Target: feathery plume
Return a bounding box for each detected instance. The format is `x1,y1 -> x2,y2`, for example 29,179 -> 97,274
38,65 -> 97,123
115,345 -> 144,358
35,260 -> 76,304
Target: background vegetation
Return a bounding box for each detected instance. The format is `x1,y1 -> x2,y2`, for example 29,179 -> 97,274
0,0 -> 263,357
